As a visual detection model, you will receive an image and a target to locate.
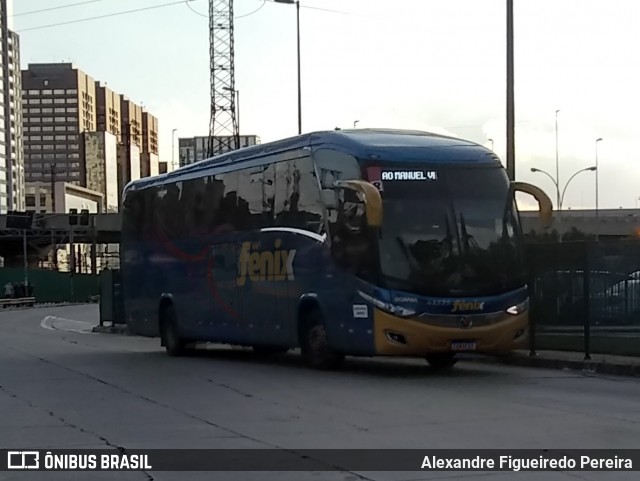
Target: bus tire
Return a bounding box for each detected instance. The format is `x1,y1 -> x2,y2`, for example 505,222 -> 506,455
300,309 -> 344,370
159,304 -> 186,357
425,353 -> 458,369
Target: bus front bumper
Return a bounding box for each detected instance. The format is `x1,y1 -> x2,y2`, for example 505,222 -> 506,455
373,308 -> 529,356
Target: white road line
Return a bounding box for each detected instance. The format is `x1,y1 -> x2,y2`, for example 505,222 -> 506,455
40,316 -> 94,334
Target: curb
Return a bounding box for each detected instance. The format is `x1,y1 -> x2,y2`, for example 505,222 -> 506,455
0,302 -> 97,312
466,354 -> 640,377
92,324 -> 129,335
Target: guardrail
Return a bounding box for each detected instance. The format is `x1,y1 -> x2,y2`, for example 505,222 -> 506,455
0,297 -> 36,308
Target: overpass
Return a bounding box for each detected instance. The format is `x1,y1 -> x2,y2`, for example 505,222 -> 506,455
520,209 -> 640,239
0,213 -> 121,271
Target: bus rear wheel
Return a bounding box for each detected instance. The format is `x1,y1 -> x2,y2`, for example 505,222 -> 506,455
160,305 -> 186,357
300,309 -> 344,370
425,353 -> 458,369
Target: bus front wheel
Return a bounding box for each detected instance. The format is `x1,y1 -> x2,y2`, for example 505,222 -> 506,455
425,353 -> 458,369
159,305 -> 186,357
300,309 -> 344,370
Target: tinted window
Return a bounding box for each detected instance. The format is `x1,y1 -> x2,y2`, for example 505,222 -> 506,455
273,157 -> 323,233
237,164 -> 273,230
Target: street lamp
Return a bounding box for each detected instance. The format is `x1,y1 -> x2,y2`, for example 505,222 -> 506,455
488,138 -> 494,151
171,128 -> 177,170
530,167 -> 560,211
555,109 -> 560,211
274,0 -> 302,135
595,138 -> 603,240
559,166 -> 597,211
353,120 -> 360,128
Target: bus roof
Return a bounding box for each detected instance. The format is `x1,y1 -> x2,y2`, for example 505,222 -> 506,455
126,128 -> 500,192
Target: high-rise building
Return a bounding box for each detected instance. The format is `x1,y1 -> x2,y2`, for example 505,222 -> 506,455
22,63 -> 96,187
1,0 -> 25,212
141,111 -> 159,178
22,63 -> 160,212
178,135 -> 261,168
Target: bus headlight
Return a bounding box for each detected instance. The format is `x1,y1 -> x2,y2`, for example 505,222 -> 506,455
357,291 -> 416,318
506,298 -> 529,315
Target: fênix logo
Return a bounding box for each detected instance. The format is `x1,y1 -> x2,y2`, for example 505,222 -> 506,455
7,451 -> 39,469
451,301 -> 485,313
237,240 -> 296,287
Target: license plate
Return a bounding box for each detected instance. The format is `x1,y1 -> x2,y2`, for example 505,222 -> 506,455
451,341 -> 477,351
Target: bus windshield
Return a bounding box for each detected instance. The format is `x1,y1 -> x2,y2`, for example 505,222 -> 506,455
373,165 -> 524,297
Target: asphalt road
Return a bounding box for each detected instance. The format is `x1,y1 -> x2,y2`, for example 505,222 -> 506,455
1,305 -> 640,481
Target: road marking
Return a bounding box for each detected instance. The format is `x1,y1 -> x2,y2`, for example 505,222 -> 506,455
40,316 -> 94,334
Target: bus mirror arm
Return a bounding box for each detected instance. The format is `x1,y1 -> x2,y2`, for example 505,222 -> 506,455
333,180 -> 383,228
511,181 -> 553,229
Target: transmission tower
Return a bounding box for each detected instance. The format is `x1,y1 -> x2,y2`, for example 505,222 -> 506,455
207,0 -> 240,158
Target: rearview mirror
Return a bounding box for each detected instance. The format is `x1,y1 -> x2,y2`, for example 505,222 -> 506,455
512,181 -> 553,229
333,180 -> 383,228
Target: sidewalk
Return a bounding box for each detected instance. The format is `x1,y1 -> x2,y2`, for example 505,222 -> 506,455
468,349 -> 640,377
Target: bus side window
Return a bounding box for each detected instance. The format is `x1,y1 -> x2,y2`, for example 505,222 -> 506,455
237,165 -> 274,230
273,157 -> 323,233
210,171 -> 240,234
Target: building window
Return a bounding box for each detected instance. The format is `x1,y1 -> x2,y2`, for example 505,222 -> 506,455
55,117 -> 66,123
43,144 -> 54,150
55,108 -> 65,113
55,126 -> 66,132
67,135 -> 77,141
43,135 -> 54,141
28,89 -> 39,95
55,145 -> 67,150
53,89 -> 65,95
26,196 -> 36,207
29,135 -> 42,141
41,98 -> 53,104
66,89 -> 78,95
28,99 -> 40,105
30,145 -> 42,150
67,117 -> 76,122
42,117 -> 53,122
42,89 -> 52,95
29,108 -> 41,114
55,135 -> 66,141
69,144 -> 79,150
67,107 -> 78,113
66,126 -> 77,132
70,162 -> 80,168
54,98 -> 65,104
68,98 -> 78,104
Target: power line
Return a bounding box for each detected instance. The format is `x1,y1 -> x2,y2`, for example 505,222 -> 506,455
18,0 -> 201,32
12,0 -> 106,17
186,0 -> 267,19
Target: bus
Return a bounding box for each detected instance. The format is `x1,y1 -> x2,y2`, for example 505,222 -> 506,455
121,129 -> 551,369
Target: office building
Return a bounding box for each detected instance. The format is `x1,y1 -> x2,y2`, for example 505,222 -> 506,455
1,0 -> 25,212
22,63 -> 160,212
22,63 -> 96,188
178,135 -> 260,167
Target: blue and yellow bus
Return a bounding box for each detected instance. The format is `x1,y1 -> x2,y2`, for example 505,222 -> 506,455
121,129 -> 551,369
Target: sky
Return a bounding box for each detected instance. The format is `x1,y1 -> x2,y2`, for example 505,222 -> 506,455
12,0 -> 640,210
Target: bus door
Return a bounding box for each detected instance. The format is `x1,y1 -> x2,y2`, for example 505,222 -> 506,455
209,242 -> 242,342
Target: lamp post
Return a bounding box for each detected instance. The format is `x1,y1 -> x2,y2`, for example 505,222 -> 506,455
595,138 -> 603,240
353,120 -> 360,128
488,138 -> 494,151
559,166 -> 597,211
171,128 -> 177,170
555,109 -> 560,211
274,0 -> 301,135
530,167 -> 559,212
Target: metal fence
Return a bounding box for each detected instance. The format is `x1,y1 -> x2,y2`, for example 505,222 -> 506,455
527,240 -> 640,358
